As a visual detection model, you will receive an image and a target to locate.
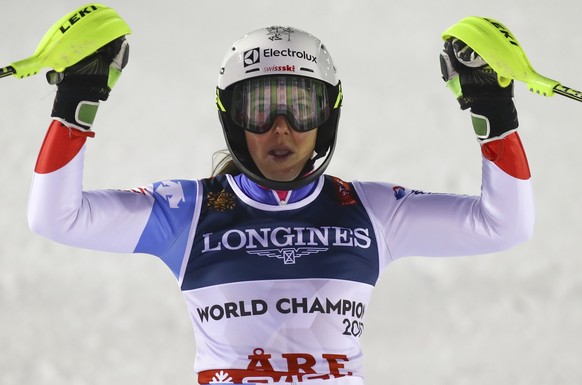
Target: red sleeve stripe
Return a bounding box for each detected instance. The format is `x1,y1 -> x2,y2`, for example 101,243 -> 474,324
34,120 -> 94,174
481,132 -> 531,180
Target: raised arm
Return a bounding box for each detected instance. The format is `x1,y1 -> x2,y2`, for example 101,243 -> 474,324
27,38 -> 155,253
355,38 -> 534,263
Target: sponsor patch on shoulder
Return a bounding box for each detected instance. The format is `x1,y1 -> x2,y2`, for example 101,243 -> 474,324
331,177 -> 358,206
393,186 -> 406,200
207,189 -> 236,212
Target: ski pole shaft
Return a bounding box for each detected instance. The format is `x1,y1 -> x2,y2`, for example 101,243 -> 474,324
0,66 -> 15,79
553,84 -> 582,103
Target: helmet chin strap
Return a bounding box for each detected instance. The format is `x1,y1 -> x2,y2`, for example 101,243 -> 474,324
296,146 -> 326,177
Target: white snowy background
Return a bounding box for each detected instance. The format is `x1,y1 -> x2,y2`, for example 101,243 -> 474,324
1,1 -> 581,384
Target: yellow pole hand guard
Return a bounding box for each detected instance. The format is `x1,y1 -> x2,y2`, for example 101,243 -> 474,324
0,3 -> 131,79
442,16 -> 582,102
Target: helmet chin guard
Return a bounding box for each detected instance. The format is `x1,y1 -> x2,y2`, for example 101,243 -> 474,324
216,26 -> 342,191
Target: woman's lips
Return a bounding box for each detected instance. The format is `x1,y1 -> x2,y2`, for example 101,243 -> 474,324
268,147 -> 293,160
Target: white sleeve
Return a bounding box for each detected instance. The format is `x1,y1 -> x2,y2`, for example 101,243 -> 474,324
354,156 -> 534,267
28,144 -> 155,253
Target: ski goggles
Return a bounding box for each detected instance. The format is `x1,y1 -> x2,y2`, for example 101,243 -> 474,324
230,76 -> 330,133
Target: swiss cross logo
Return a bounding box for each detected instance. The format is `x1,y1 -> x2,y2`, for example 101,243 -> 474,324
243,47 -> 260,67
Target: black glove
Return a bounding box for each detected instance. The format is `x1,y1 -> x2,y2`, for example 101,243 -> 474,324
440,38 -> 518,142
48,37 -> 129,132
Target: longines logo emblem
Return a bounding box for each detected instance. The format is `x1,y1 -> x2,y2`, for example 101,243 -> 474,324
243,47 -> 260,67
247,247 -> 328,264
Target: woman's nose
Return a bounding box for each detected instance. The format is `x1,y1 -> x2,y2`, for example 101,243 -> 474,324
271,115 -> 292,134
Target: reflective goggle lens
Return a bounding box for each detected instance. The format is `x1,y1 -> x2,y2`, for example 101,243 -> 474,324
231,76 -> 330,133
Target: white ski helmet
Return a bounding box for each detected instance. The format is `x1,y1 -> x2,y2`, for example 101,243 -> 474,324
216,26 -> 343,190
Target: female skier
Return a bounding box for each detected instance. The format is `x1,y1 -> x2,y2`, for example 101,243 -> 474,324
28,26 -> 534,384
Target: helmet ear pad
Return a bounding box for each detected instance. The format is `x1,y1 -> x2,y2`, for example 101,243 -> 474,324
313,81 -> 342,160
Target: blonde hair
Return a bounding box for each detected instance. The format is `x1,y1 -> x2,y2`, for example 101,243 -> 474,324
211,150 -> 242,177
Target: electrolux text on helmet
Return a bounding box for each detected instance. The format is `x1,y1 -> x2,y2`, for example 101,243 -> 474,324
263,48 -> 317,63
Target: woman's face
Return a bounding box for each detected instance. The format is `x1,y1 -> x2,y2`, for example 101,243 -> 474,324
245,115 -> 317,183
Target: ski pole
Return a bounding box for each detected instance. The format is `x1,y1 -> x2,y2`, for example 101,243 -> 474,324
442,16 -> 582,103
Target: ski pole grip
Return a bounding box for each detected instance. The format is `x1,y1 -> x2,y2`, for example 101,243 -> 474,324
525,73 -> 560,97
